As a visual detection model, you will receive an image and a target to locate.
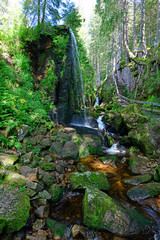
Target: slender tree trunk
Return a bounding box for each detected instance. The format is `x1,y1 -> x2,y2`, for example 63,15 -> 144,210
38,0 -> 40,25
157,0 -> 160,44
140,0 -> 147,58
133,0 -> 137,55
123,0 -> 129,63
117,0 -> 122,63
41,0 -> 46,23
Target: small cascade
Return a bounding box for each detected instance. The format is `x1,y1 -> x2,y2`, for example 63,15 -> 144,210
97,115 -> 105,131
104,142 -> 126,156
94,96 -> 99,107
69,29 -> 87,125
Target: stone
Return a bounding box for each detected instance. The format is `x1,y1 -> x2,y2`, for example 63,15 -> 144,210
35,205 -> 50,218
71,224 -> 86,239
0,154 -> 18,167
128,155 -> 157,174
26,235 -> 35,240
103,111 -> 124,133
38,190 -> 51,200
32,219 -> 45,232
44,155 -> 52,162
55,164 -> 65,174
48,185 -> 64,203
79,141 -> 90,159
49,141 -> 63,155
105,134 -> 115,148
40,162 -> 56,171
83,187 -> 153,236
40,138 -> 52,148
4,173 -> 26,188
42,172 -> 54,187
62,141 -> 79,160
84,135 -> 103,156
46,218 -> 67,238
18,125 -> 30,141
127,182 -> 160,201
23,137 -> 37,146
77,163 -> 86,172
100,156 -> 117,165
69,171 -> 110,190
21,152 -> 34,165
26,181 -> 39,191
124,174 -> 153,185
0,189 -> 30,233
35,229 -> 47,240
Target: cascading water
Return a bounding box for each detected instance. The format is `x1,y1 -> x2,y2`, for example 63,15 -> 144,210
69,29 -> 87,125
94,96 -> 99,107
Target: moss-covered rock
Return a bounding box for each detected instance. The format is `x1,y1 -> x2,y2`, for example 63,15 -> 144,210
40,162 -> 56,171
103,111 -> 124,133
46,218 -> 67,238
100,156 -> 117,165
127,182 -> 160,201
105,134 -> 115,147
128,123 -> 157,156
154,165 -> 160,182
121,104 -> 148,131
83,187 -> 153,236
4,173 -> 27,188
48,185 -> 64,203
124,173 -> 153,185
0,189 -> 30,233
79,141 -> 90,159
0,154 -> 18,167
62,141 -> 79,160
69,171 -> 110,190
83,135 -> 103,156
21,152 -> 34,165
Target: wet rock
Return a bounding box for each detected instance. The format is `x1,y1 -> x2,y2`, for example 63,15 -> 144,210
0,189 -> 30,233
77,163 -> 86,172
127,146 -> 141,155
62,141 -> 79,160
71,224 -> 86,239
48,185 -> 64,203
38,190 -> 51,200
124,173 -> 153,185
84,135 -> 103,156
127,182 -> 160,201
83,187 -> 153,236
128,123 -> 158,156
128,155 -> 158,174
4,173 -> 26,187
35,229 -> 47,240
40,162 -> 56,171
105,134 -> 115,148
21,152 -> 34,165
32,219 -> 45,232
100,156 -> 117,165
103,111 -> 124,133
42,172 -> 54,187
69,171 -> 110,190
0,154 -> 18,167
18,125 -> 30,141
46,218 -> 67,238
35,205 -> 50,218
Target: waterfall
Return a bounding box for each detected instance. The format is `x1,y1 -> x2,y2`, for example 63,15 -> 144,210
94,96 -> 99,107
69,29 -> 87,125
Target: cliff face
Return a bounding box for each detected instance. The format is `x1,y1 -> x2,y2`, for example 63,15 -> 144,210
26,26 -> 83,124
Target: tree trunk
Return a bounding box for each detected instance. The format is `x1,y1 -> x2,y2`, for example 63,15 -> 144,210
38,0 -> 40,25
140,0 -> 147,57
123,0 -> 129,63
117,0 -> 122,63
157,0 -> 160,44
133,0 -> 137,55
41,0 -> 46,23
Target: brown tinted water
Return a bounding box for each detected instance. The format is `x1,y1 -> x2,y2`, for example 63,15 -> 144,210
50,155 -> 160,240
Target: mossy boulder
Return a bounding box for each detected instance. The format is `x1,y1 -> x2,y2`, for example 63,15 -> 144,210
46,218 -> 67,238
69,171 -> 110,190
40,162 -> 56,171
62,141 -> 79,160
121,104 -> 148,131
100,156 -> 117,165
0,154 -> 18,167
21,152 -> 34,165
128,155 -> 157,174
79,141 -> 90,159
154,165 -> 160,182
105,134 -> 115,147
124,173 -> 153,185
83,135 -> 103,156
103,111 -> 124,133
127,182 -> 160,201
128,123 -> 157,156
4,173 -> 27,188
0,189 -> 30,233
48,185 -> 64,203
83,187 -> 153,236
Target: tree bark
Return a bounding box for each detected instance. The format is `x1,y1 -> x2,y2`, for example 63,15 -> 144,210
38,0 -> 40,25
41,0 -> 46,23
157,0 -> 160,44
133,0 -> 137,55
140,0 -> 147,57
117,0 -> 122,63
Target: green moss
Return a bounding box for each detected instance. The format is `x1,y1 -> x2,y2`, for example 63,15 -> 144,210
0,217 -> 6,234
4,173 -> 26,188
48,185 -> 64,203
46,218 -> 67,237
40,162 -> 56,171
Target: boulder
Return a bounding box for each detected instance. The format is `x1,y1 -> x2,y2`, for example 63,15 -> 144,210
0,190 -> 30,233
35,205 -> 50,218
62,141 -> 79,160
83,187 -> 153,236
128,123 -> 157,156
124,173 -> 153,185
48,185 -> 64,203
100,156 -> 117,165
21,152 -> 34,165
69,171 -> 110,190
17,125 -> 30,141
127,182 -> 160,201
121,104 -> 148,131
4,173 -> 26,188
103,111 -> 124,133
83,135 -> 103,156
0,154 -> 18,167
46,218 -> 67,238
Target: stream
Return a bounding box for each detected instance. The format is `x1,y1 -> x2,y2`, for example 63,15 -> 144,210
48,116 -> 160,240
